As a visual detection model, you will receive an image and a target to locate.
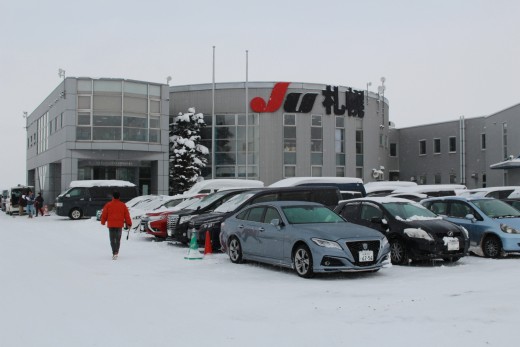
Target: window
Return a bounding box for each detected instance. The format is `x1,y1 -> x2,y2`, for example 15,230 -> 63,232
335,116 -> 345,167
481,133 -> 486,150
449,136 -> 456,153
433,138 -> 441,154
338,203 -> 359,221
356,130 -> 363,166
419,140 -> 426,155
434,173 -> 441,184
284,114 -> 296,165
503,123 -> 508,159
264,207 -> 281,224
360,204 -> 383,221
449,173 -> 457,184
449,201 -> 472,218
311,115 -> 322,166
311,166 -> 322,177
284,165 -> 296,178
390,143 -> 397,157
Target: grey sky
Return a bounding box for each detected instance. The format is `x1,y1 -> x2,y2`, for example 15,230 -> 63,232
1,0 -> 519,188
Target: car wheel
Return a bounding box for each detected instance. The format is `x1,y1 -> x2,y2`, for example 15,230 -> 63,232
293,244 -> 314,278
228,237 -> 243,264
69,208 -> 83,220
390,239 -> 408,265
482,235 -> 502,258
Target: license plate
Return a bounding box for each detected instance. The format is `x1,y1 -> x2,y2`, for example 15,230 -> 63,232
444,237 -> 459,251
359,250 -> 374,262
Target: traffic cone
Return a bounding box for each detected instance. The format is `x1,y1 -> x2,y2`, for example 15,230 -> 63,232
184,230 -> 203,260
204,230 -> 213,255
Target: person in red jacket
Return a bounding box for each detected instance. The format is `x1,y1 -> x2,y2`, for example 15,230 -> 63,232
101,191 -> 132,260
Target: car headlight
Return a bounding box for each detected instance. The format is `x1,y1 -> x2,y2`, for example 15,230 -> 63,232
403,228 -> 434,241
148,215 -> 165,222
380,237 -> 389,249
179,215 -> 194,224
311,238 -> 342,249
500,224 -> 520,234
201,222 -> 216,230
459,226 -> 469,238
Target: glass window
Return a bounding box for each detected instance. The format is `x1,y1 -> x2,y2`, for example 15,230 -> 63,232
149,85 -> 161,97
149,116 -> 160,128
124,115 -> 147,128
434,173 -> 441,184
284,114 -> 296,125
124,81 -> 147,95
311,115 -> 322,126
77,80 -> 92,92
93,114 -> 121,126
481,133 -> 486,150
449,137 -> 456,152
284,126 -> 296,139
76,127 -> 91,140
78,112 -> 91,126
311,166 -> 322,177
94,80 -> 122,93
150,100 -> 160,114
149,129 -> 160,143
216,114 -> 235,125
284,165 -> 296,177
360,204 -> 383,221
264,207 -> 281,224
246,207 -> 265,223
390,143 -> 397,157
93,95 -> 122,112
92,127 -> 121,141
124,97 -> 147,113
419,140 -> 426,155
311,153 -> 322,165
335,116 -> 344,128
124,128 -> 148,142
78,95 -> 91,109
336,166 -> 345,177
433,138 -> 441,154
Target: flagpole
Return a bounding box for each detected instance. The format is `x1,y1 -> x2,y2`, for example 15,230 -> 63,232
245,50 -> 249,180
212,46 -> 216,179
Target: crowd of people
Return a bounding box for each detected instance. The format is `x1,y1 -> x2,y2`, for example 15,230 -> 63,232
10,190 -> 45,218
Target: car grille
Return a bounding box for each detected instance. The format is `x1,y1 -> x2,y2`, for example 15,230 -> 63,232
167,215 -> 179,235
346,240 -> 380,267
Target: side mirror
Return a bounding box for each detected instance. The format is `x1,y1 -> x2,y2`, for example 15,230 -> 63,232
465,214 -> 476,222
65,194 -> 71,198
371,217 -> 385,224
270,218 -> 282,227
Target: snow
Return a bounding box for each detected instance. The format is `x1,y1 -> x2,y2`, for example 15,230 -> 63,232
69,180 -> 136,188
2,212 -> 520,347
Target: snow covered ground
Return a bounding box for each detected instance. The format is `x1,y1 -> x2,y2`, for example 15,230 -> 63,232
1,211 -> 519,347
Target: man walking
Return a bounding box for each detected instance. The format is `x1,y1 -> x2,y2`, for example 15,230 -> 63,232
101,191 -> 132,260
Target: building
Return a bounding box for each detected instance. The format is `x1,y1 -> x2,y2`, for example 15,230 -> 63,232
25,77 -> 170,205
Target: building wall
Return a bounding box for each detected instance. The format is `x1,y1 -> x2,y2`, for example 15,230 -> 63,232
170,82 -> 390,185
26,78 -> 170,206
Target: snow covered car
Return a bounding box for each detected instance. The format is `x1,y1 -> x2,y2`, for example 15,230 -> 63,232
334,197 -> 469,264
421,196 -> 520,258
220,201 -> 391,278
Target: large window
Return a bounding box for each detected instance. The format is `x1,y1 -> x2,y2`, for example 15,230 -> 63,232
311,115 -> 323,171
284,114 -> 296,166
419,139 -> 427,155
335,116 -> 345,174
449,136 -> 457,153
433,138 -> 441,154
390,143 -> 397,157
76,79 -> 162,143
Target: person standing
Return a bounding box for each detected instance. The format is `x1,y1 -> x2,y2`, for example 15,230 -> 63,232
25,191 -> 35,218
35,192 -> 45,217
19,193 -> 26,216
100,191 -> 132,260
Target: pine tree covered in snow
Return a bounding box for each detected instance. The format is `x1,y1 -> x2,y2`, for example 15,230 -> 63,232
169,108 -> 209,194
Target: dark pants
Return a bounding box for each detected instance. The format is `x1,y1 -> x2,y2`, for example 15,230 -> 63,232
109,228 -> 122,255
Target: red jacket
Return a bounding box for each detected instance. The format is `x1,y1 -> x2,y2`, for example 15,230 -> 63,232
101,198 -> 132,228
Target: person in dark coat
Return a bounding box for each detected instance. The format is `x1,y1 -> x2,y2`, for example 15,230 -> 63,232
101,191 -> 132,260
35,192 -> 44,217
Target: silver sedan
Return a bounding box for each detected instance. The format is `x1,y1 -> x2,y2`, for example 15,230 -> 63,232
220,201 -> 391,278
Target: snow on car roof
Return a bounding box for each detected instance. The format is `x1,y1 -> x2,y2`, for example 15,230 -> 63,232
342,196 -> 415,204
269,176 -> 363,187
391,184 -> 467,194
69,180 -> 136,188
364,181 -> 417,187
184,179 -> 264,194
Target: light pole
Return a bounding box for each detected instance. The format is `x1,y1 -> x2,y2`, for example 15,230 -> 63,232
166,76 -> 172,85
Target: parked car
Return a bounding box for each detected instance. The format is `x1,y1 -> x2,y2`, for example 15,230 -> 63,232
502,198 -> 520,211
55,180 -> 138,220
166,188 -> 262,243
187,186 -> 342,251
421,196 -> 520,258
334,197 -> 469,264
5,185 -> 34,215
390,184 -> 467,198
182,179 -> 264,195
269,177 -> 366,200
458,186 -> 520,199
220,201 -> 391,278
141,194 -> 207,238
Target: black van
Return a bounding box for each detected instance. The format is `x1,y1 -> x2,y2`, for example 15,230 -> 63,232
55,181 -> 139,220
186,186 -> 342,250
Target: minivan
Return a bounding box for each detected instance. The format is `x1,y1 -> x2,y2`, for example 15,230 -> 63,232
269,177 -> 366,200
186,186 -> 342,250
55,180 -> 139,220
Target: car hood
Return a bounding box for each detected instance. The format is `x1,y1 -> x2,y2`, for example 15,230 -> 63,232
402,219 -> 461,235
296,222 -> 384,241
490,216 -> 520,228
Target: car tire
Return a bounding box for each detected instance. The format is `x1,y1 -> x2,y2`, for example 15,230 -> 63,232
390,239 -> 408,265
228,237 -> 243,264
69,208 -> 83,220
482,235 -> 502,258
293,244 -> 314,278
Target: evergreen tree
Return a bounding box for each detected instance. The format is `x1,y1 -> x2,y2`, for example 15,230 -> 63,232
169,108 -> 209,195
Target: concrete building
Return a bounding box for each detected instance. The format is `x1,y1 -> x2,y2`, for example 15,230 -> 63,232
25,77 -> 170,205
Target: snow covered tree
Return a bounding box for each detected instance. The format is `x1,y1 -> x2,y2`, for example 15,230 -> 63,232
169,108 -> 209,195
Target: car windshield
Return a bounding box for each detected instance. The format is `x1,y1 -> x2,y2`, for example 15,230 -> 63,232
214,192 -> 257,213
184,191 -> 231,211
171,196 -> 203,210
472,199 -> 520,218
383,202 -> 438,220
282,205 -> 344,224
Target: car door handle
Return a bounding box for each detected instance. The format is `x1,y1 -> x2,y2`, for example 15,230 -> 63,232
238,225 -> 244,229
258,227 -> 265,232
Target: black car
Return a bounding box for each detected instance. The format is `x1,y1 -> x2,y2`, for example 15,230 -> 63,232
187,186 -> 342,251
334,197 -> 470,264
168,188 -> 262,244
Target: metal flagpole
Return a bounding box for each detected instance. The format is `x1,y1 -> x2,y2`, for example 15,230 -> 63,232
212,46 -> 216,179
245,50 -> 249,180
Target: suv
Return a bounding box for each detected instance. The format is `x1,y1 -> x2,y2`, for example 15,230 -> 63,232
187,186 -> 342,251
421,196 -> 520,258
335,197 -> 469,264
166,188 -> 261,243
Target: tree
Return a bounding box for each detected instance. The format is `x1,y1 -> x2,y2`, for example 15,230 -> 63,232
169,108 -> 209,195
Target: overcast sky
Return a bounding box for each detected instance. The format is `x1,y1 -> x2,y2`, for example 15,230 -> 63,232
1,0 -> 519,189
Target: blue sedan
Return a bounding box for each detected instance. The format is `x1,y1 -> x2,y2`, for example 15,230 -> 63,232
220,201 -> 391,278
422,196 -> 520,258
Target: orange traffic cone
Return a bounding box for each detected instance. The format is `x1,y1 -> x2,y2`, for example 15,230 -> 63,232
204,230 -> 213,255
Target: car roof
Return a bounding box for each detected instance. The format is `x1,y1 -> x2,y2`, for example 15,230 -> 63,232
421,196 -> 496,202
241,200 -> 324,208
340,196 -> 414,204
